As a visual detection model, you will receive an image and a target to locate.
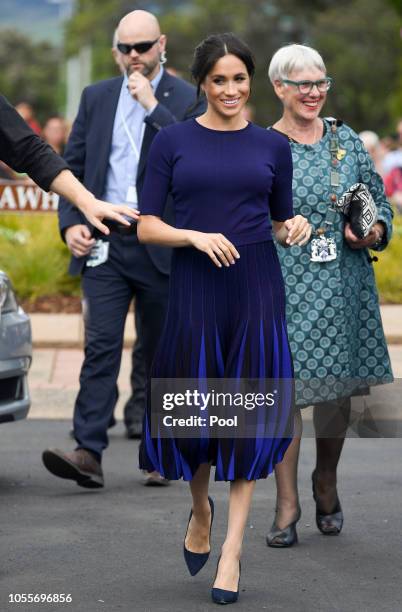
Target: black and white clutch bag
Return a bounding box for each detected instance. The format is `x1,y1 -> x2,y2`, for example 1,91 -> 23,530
336,183 -> 377,239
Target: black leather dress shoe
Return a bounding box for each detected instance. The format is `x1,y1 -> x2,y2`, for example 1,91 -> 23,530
42,448 -> 104,488
125,421 -> 142,439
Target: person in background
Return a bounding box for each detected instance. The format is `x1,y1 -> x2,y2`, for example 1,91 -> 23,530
41,9 -> 204,489
384,165 -> 402,214
380,135 -> 397,159
359,130 -> 386,177
265,44 -> 393,548
15,101 -> 42,135
42,116 -> 67,155
111,26 -> 148,441
113,27 -> 191,442
113,28 -> 194,441
382,118 -> 402,175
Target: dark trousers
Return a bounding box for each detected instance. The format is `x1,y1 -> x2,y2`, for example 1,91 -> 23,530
73,234 -> 169,458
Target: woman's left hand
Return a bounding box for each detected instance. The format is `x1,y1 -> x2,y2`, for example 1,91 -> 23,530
284,215 -> 312,246
80,198 -> 140,235
344,222 -> 383,249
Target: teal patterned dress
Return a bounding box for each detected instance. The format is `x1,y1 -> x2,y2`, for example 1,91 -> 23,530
274,119 -> 394,407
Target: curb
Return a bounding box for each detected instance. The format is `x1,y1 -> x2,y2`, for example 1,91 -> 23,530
30,306 -> 402,349
32,339 -> 136,349
31,335 -> 402,350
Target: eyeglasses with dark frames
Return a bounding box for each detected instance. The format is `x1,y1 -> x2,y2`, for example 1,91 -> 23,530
117,38 -> 160,55
281,77 -> 333,94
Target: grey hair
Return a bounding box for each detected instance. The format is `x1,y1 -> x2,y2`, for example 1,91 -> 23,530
268,44 -> 326,83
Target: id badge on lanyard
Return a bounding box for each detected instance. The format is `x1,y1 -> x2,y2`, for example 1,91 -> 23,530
86,240 -> 110,267
120,103 -> 145,211
126,184 -> 138,208
310,235 -> 337,262
309,119 -> 341,263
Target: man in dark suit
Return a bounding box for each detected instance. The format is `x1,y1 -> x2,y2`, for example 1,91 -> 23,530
42,9 -> 204,489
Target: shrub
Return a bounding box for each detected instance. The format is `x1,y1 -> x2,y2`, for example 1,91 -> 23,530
374,214 -> 402,303
0,212 -> 401,305
0,214 -> 79,301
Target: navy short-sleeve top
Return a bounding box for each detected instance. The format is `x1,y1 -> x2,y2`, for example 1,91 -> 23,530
140,118 -> 293,246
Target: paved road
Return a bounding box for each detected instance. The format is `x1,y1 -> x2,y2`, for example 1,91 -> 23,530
2,347 -> 401,611
1,420 -> 401,612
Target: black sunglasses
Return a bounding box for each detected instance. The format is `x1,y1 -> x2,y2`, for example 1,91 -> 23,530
117,38 -> 159,55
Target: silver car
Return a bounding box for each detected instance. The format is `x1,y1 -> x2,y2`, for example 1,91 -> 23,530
0,270 -> 32,422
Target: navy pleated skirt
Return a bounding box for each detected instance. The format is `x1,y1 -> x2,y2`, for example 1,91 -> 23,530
139,240 -> 294,481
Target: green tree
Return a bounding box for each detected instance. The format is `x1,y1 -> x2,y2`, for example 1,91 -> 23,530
311,0 -> 402,133
0,29 -> 62,121
387,0 -> 402,13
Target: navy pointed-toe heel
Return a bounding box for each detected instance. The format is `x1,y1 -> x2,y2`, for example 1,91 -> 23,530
211,556 -> 241,605
183,496 -> 214,576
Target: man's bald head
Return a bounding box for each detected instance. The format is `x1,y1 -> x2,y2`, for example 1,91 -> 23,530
115,9 -> 166,79
117,10 -> 161,42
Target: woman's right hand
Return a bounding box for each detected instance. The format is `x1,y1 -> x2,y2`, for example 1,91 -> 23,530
187,231 -> 240,268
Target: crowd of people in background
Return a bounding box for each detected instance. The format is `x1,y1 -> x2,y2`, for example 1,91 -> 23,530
0,102 -> 70,181
359,119 -> 402,213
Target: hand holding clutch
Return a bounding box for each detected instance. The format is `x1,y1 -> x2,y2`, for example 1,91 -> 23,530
337,183 -> 377,239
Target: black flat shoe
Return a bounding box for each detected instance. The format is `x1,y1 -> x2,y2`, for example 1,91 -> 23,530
183,496 -> 214,576
125,421 -> 142,439
211,556 -> 241,605
266,506 -> 301,548
312,471 -> 343,535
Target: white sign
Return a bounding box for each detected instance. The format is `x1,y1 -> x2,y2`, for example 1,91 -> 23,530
0,180 -> 59,212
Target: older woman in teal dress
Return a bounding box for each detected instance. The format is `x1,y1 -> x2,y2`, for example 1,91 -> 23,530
265,44 -> 393,546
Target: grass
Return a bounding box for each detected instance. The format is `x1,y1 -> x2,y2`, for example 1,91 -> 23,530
0,212 -> 401,305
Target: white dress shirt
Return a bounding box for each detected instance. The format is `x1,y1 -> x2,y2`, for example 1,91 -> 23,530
102,67 -> 164,205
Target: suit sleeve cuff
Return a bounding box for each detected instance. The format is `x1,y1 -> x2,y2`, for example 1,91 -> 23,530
144,103 -> 177,130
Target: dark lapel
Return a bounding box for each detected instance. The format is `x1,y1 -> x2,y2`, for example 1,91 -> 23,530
136,71 -> 175,181
93,76 -> 123,192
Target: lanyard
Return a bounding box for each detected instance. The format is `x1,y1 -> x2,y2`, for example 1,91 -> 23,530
316,119 -> 342,236
119,96 -> 146,163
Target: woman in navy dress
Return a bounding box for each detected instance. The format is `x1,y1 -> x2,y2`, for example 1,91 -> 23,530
138,34 -> 311,605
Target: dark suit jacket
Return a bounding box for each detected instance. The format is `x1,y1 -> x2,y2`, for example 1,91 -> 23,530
58,70 -> 205,276
0,95 -> 68,190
